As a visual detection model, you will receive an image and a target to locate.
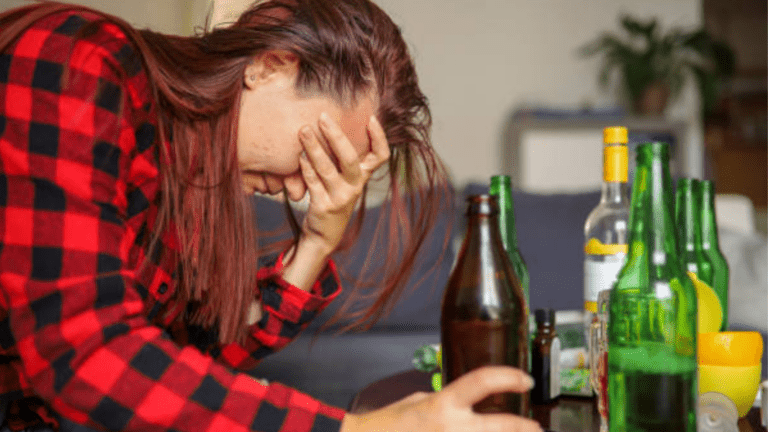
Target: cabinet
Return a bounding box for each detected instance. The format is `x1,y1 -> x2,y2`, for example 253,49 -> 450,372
703,0 -> 767,208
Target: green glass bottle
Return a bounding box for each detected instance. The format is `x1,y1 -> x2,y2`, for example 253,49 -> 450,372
607,142 -> 697,432
490,175 -> 530,309
700,180 -> 730,331
675,178 -> 714,283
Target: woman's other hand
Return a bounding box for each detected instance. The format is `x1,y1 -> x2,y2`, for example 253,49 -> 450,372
342,366 -> 543,432
280,113 -> 389,291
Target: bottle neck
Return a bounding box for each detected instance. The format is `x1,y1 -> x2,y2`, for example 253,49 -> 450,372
489,176 -> 519,250
626,144 -> 680,270
601,142 -> 629,204
464,197 -> 504,267
675,181 -> 703,253
700,184 -> 720,250
601,181 -> 630,204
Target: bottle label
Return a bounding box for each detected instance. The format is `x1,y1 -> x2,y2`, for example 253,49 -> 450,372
584,255 -> 626,312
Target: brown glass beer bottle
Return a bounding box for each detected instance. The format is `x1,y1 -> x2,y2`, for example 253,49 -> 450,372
441,194 -> 530,415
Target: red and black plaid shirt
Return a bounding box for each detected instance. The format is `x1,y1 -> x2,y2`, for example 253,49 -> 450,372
0,9 -> 346,432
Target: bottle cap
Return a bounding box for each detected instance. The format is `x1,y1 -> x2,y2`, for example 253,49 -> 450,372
534,308 -> 556,326
604,126 -> 628,144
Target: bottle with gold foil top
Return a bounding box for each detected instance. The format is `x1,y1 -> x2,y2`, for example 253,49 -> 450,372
583,127 -> 630,343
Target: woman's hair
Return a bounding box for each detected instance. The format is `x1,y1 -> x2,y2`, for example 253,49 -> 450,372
0,0 -> 452,343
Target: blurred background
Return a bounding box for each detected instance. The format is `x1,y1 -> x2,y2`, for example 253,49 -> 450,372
3,0 -> 764,232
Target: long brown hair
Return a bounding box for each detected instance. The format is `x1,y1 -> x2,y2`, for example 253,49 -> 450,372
0,0 -> 452,343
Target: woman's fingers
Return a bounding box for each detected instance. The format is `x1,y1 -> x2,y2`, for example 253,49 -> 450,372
300,125 -> 340,186
361,114 -> 390,173
444,366 -> 534,408
318,112 -> 363,182
298,149 -> 325,199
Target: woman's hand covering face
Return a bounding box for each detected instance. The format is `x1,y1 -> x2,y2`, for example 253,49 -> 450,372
296,112 -> 390,256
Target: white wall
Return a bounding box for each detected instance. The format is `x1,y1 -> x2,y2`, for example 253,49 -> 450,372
2,0 -> 193,35
372,0 -> 703,188
3,0 -> 704,190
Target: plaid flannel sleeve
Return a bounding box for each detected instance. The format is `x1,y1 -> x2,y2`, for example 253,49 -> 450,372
218,253 -> 341,370
0,11 -> 345,432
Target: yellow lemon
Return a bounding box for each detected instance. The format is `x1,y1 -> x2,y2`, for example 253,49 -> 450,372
688,272 -> 723,334
699,364 -> 761,417
698,331 -> 763,417
699,331 -> 764,366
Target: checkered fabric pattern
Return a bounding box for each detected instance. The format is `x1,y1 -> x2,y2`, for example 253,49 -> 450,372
0,9 -> 346,432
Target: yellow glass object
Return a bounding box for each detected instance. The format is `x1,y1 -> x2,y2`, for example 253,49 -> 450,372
698,331 -> 764,417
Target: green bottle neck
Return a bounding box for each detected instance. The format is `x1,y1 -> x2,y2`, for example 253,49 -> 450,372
625,143 -> 681,273
675,179 -> 704,254
700,182 -> 721,250
489,176 -> 520,251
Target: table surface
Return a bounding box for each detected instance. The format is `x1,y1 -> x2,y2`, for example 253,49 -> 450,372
349,369 -> 766,432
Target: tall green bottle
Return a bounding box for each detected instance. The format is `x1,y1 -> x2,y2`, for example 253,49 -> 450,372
700,180 -> 729,330
675,178 -> 714,283
490,175 -> 530,309
607,142 -> 697,432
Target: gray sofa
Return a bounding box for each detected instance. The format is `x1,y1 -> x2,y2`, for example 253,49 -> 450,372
248,183 -> 768,409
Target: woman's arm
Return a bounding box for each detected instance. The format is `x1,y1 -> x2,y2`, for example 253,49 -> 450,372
0,11 -> 345,431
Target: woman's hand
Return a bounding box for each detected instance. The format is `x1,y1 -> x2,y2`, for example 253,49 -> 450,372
298,112 -> 389,254
341,366 -> 543,432
280,112 -> 389,291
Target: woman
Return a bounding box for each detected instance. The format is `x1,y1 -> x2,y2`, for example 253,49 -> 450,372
0,1 -> 541,431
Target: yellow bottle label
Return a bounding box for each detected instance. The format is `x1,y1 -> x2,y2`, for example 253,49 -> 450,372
584,238 -> 628,255
603,144 -> 628,183
584,239 -> 628,312
584,300 -> 598,313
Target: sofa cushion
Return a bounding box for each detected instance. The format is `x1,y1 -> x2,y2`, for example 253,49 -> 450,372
462,183 -> 601,313
252,192 -> 457,332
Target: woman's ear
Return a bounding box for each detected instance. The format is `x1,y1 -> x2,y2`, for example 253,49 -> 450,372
244,50 -> 299,89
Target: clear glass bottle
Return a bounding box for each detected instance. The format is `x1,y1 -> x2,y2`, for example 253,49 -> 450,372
583,127 -> 630,343
441,195 -> 529,415
490,175 -> 530,308
607,142 -> 698,432
700,180 -> 730,331
675,178 -> 714,283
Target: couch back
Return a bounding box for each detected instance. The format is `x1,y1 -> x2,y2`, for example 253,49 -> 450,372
253,185 -> 603,333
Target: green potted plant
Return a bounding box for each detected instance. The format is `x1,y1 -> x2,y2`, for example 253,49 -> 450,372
579,15 -> 736,117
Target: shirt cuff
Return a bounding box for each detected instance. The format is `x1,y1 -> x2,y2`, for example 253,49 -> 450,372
256,251 -> 342,319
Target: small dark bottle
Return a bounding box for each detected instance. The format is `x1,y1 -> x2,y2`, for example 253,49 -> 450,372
531,308 -> 561,405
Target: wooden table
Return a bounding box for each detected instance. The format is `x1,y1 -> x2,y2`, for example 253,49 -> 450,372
349,369 -> 766,432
